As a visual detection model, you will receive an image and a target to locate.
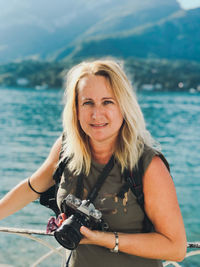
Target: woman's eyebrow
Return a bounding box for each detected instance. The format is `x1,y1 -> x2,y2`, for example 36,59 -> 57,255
81,97 -> 93,101
102,97 -> 114,100
80,97 -> 115,101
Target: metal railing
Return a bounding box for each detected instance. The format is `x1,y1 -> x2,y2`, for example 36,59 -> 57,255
0,227 -> 199,267
0,227 -> 66,267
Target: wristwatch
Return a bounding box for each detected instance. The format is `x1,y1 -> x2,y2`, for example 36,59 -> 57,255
110,232 -> 119,253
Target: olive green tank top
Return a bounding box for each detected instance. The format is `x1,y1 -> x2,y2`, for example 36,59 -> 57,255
57,147 -> 163,267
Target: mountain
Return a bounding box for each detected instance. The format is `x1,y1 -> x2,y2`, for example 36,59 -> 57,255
55,8 -> 200,62
0,0 -> 180,63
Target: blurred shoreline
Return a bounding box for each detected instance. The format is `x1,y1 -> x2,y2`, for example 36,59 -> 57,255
0,58 -> 200,92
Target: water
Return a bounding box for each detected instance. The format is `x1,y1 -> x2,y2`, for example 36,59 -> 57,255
0,87 -> 200,266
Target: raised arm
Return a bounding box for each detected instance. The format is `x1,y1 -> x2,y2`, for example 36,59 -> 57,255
0,136 -> 62,220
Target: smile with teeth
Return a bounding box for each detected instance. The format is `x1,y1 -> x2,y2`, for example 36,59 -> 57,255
90,123 -> 108,127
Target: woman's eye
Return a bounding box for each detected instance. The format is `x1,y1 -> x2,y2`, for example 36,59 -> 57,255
103,100 -> 113,105
82,101 -> 94,106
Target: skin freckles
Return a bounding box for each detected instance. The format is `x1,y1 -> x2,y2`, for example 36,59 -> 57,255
77,75 -> 124,155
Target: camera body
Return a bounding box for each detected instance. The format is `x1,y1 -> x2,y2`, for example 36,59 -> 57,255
54,194 -> 108,250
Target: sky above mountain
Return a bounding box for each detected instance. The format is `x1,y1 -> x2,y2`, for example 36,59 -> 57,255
177,0 -> 200,9
0,0 -> 199,31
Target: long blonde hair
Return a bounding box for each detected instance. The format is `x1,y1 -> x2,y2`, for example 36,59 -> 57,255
62,59 -> 155,175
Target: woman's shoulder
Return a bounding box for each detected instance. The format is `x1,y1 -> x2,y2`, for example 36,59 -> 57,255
142,145 -> 169,174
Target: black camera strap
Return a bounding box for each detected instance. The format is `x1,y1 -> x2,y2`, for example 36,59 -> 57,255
76,155 -> 115,203
87,155 -> 115,202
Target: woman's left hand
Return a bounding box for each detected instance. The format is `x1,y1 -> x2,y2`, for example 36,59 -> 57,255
79,226 -> 115,249
79,226 -> 99,244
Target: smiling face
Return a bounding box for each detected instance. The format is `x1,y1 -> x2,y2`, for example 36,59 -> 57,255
77,74 -> 124,150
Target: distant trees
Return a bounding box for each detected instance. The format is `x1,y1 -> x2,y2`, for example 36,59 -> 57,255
0,61 -> 71,89
0,58 -> 200,91
125,58 -> 200,91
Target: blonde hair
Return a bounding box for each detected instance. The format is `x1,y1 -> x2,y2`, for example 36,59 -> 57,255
62,59 -> 155,175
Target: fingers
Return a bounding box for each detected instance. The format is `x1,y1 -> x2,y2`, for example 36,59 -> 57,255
80,226 -> 93,238
79,226 -> 99,244
79,227 -> 114,249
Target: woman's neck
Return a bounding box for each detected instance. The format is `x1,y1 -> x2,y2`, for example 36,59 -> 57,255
90,143 -> 115,164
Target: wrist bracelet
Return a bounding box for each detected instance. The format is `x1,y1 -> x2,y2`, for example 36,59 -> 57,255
110,232 -> 119,253
28,178 -> 43,195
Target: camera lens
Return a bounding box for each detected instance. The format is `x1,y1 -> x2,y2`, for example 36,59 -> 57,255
54,215 -> 83,250
54,225 -> 81,249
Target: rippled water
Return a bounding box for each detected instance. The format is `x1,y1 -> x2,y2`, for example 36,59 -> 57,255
0,87 -> 200,266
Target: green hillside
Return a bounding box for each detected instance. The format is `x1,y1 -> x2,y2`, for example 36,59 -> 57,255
0,0 -> 180,63
55,8 -> 200,62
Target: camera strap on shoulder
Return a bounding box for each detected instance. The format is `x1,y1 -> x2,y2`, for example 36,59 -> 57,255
87,155 -> 115,203
75,155 -> 115,202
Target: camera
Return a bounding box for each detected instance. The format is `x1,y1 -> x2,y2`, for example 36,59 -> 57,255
54,194 -> 108,250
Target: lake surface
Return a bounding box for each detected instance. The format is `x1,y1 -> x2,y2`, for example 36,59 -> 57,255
0,87 -> 200,266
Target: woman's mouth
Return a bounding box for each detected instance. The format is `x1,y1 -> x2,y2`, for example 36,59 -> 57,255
90,123 -> 108,127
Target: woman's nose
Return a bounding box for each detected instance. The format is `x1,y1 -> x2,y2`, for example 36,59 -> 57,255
91,106 -> 103,119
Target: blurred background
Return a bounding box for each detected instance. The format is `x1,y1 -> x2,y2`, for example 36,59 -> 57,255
0,0 -> 200,266
0,0 -> 200,91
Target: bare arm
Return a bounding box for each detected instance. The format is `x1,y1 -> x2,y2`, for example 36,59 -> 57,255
0,136 -> 62,220
80,156 -> 187,262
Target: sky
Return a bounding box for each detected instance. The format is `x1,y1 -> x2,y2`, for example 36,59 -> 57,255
177,0 -> 200,9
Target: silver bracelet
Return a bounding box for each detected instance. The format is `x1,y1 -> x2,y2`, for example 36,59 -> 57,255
110,232 -> 119,253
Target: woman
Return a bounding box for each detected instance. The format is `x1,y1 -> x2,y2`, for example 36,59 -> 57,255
0,59 -> 186,266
